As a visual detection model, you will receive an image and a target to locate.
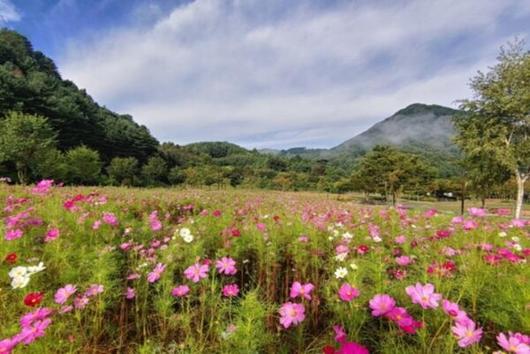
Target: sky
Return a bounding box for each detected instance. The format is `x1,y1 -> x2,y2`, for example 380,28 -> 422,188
1,0 -> 529,149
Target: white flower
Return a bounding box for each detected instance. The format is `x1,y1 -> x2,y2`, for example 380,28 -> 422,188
179,228 -> 191,238
372,236 -> 382,243
511,236 -> 520,242
334,267 -> 348,279
342,232 -> 353,240
350,262 -> 359,270
333,230 -> 340,237
182,234 -> 194,243
335,253 -> 347,262
8,266 -> 28,279
328,236 -> 334,241
513,244 -> 522,251
27,262 -> 45,274
11,275 -> 30,289
498,231 -> 507,238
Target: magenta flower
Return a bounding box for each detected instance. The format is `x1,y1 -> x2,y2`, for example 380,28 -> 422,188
0,338 -> 16,354
338,283 -> 359,302
102,212 -> 118,226
333,325 -> 346,342
395,256 -> 412,266
215,257 -> 237,276
148,211 -> 162,231
290,281 -> 314,300
468,207 -> 487,217
20,307 -> 53,328
74,296 -> 89,309
5,228 -> 23,241
147,263 -> 166,283
125,287 -> 136,300
369,294 -> 396,317
54,284 -> 77,304
278,302 -> 305,329
222,284 -> 240,297
16,318 -> 52,344
405,283 -> 442,309
462,220 -> 478,231
44,228 -> 60,242
171,285 -> 190,297
85,284 -> 104,297
497,332 -> 530,353
335,341 -> 370,354
451,320 -> 482,348
184,262 -> 209,283
442,300 -> 466,318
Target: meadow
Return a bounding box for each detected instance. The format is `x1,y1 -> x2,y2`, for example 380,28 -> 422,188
0,181 -> 529,354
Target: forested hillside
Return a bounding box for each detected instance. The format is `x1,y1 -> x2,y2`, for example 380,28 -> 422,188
0,29 -> 159,162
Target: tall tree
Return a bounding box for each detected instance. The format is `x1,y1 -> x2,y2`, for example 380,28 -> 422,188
353,145 -> 433,205
455,40 -> 530,218
0,111 -> 57,184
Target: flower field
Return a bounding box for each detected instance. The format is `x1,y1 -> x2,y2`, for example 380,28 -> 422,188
0,181 -> 529,353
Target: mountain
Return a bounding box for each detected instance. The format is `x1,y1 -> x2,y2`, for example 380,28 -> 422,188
0,29 -> 159,162
331,103 -> 459,153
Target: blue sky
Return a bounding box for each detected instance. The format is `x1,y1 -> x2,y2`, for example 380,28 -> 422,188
1,0 -> 530,149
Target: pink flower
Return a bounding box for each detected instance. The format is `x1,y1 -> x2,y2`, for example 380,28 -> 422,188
423,209 -> 437,218
334,341 -> 370,354
405,283 -> 442,309
215,257 -> 237,276
290,281 -> 314,300
74,296 -> 89,309
222,284 -> 240,297
184,262 -> 209,283
278,302 -> 305,329
394,235 -> 406,244
463,220 -> 478,231
102,212 -> 118,226
338,283 -> 359,302
171,285 -> 190,297
0,338 -> 16,354
16,318 -> 52,345
369,294 -> 396,317
497,332 -> 530,353
395,256 -> 412,266
468,207 -> 487,217
256,223 -> 266,232
84,284 -> 104,297
451,216 -> 464,224
54,284 -> 77,304
20,307 -> 53,328
333,325 -> 347,342
298,235 -> 309,243
148,211 -> 162,231
5,228 -> 23,241
442,300 -> 465,318
92,220 -> 101,230
125,287 -> 136,300
451,320 -> 482,348
31,180 -> 54,195
147,263 -> 166,283
44,228 -> 60,242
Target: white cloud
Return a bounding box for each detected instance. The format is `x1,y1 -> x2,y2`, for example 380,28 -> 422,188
59,0 -> 527,148
0,0 -> 20,23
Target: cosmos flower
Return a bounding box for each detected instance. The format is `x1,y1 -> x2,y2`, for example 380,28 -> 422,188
184,262 -> 209,283
405,283 -> 442,309
290,281 -> 314,300
278,302 -> 305,329
216,257 -> 237,276
338,283 -> 359,302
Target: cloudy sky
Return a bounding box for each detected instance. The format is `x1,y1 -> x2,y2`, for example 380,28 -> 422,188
2,0 -> 530,148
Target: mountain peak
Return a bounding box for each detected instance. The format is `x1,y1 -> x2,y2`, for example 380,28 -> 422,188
394,103 -> 459,117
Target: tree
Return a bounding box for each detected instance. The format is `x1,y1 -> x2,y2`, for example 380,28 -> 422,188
455,40 -> 530,218
168,166 -> 186,185
353,145 -> 433,205
142,156 -> 168,185
64,146 -> 102,185
0,111 -> 57,184
107,157 -> 139,186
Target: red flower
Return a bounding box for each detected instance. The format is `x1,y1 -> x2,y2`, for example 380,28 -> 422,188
24,292 -> 44,307
4,252 -> 17,264
357,245 -> 369,255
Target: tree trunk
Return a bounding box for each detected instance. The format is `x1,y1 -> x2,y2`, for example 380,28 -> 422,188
460,181 -> 466,215
514,171 -> 527,219
392,191 -> 396,206
481,197 -> 485,208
